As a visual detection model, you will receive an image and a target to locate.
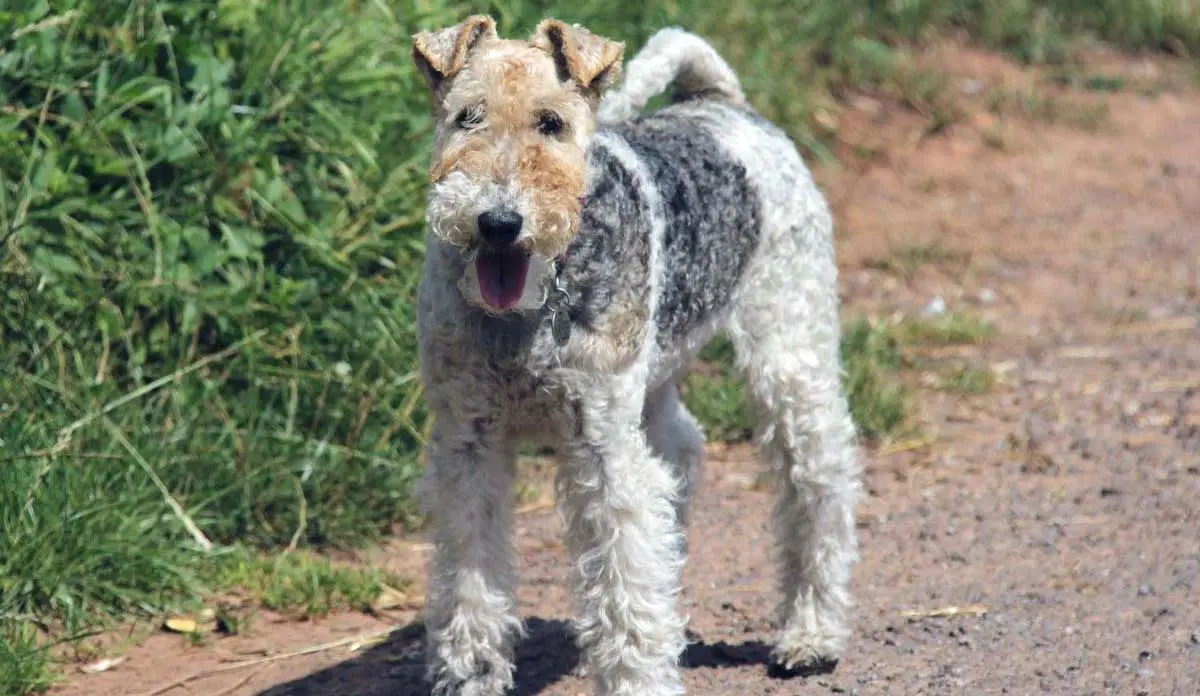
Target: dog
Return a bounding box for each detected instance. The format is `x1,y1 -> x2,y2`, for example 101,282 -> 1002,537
410,16 -> 862,696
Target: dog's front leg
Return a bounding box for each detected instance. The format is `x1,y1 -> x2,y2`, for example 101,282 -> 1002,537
423,415 -> 521,696
557,383 -> 688,696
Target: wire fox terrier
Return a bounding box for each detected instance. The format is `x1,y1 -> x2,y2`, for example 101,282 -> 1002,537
411,16 -> 862,696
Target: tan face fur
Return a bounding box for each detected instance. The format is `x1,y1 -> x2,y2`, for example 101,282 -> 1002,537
413,17 -> 624,261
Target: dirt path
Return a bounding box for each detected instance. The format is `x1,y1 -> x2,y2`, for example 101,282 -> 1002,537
53,46 -> 1199,696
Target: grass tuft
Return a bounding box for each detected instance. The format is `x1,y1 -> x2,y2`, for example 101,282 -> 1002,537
681,339 -> 755,443
841,319 -> 912,441
937,364 -> 998,394
866,242 -> 972,277
895,312 -> 995,346
987,85 -> 1111,129
206,548 -> 407,620
0,625 -> 58,696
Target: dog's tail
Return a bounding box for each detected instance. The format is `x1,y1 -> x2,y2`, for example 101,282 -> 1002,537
597,27 -> 746,124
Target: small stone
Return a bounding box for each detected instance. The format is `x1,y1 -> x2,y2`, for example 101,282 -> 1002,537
1137,667 -> 1154,678
852,95 -> 882,115
1192,631 -> 1200,645
813,109 -> 839,133
1138,584 -> 1153,596
978,288 -> 998,304
962,78 -> 983,95
922,296 -> 947,317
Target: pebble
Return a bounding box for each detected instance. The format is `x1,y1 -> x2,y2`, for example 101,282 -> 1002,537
1191,631 -> 1199,645
922,296 -> 947,316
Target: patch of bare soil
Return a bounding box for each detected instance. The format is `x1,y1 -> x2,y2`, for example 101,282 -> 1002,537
53,44 -> 1200,696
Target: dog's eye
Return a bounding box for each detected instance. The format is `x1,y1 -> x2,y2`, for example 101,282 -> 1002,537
455,105 -> 485,130
536,111 -> 565,136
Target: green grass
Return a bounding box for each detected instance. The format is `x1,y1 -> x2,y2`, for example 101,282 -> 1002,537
0,626 -> 58,696
866,242 -> 972,277
2,0 -> 1197,691
841,319 -> 912,440
208,548 -> 408,620
1047,71 -> 1129,92
937,364 -> 998,395
895,312 -> 995,346
986,85 -> 1112,129
681,339 -> 755,442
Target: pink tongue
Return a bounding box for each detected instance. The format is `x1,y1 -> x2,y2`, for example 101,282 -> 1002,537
476,250 -> 530,310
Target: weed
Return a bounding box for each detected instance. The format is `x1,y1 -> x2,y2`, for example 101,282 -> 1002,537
1047,70 -> 1129,92
938,364 -> 998,394
683,372 -> 756,443
841,319 -> 910,441
988,85 -> 1106,129
896,312 -> 994,346
214,603 -> 247,636
0,624 -> 58,696
1097,305 -> 1151,324
866,242 -> 972,276
682,338 -> 754,442
895,66 -> 963,134
206,549 -> 406,620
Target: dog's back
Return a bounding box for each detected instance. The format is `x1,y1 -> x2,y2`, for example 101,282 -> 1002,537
568,89 -> 820,386
595,104 -> 765,348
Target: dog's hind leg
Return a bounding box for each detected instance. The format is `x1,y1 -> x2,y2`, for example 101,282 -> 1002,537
643,381 -> 705,537
727,203 -> 862,673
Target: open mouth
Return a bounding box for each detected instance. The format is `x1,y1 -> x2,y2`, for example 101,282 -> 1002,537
475,246 -> 531,311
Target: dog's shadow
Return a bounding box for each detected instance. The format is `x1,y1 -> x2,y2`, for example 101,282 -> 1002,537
255,618 -> 834,695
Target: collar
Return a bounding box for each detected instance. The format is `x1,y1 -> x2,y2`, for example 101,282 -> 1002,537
546,198 -> 586,347
546,232 -> 580,347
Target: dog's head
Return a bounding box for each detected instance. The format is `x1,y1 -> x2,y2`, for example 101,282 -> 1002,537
412,16 -> 624,312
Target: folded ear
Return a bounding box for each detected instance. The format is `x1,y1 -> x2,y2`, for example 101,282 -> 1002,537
531,19 -> 624,96
411,15 -> 497,93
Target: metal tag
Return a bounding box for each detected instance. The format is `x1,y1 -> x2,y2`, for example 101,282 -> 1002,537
552,310 -> 572,347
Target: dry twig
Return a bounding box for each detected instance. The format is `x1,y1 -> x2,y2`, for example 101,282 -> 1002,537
900,604 -> 989,620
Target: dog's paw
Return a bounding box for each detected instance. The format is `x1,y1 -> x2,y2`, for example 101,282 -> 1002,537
767,628 -> 845,679
428,654 -> 515,696
430,670 -> 513,696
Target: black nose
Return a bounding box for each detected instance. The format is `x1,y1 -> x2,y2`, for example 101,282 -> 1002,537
477,209 -> 523,246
